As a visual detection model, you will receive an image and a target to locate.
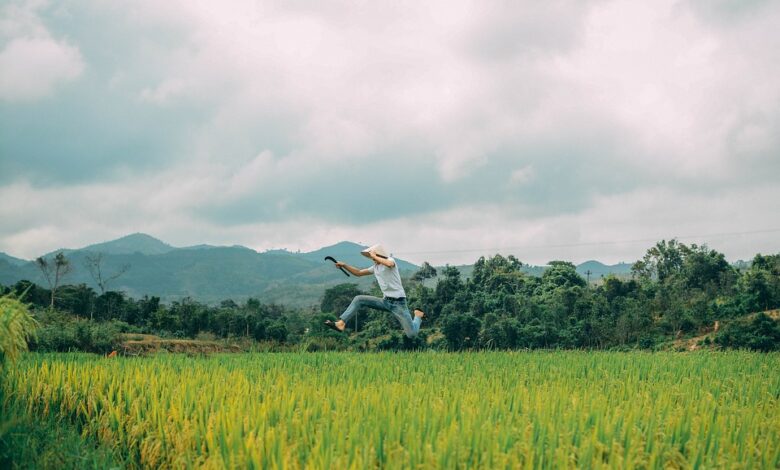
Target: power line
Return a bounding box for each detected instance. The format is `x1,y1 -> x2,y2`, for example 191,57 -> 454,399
394,227 -> 780,257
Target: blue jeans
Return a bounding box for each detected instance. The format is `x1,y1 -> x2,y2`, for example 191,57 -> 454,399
339,295 -> 421,338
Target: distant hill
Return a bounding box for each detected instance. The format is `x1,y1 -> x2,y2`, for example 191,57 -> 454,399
0,252 -> 27,266
0,234 -> 418,307
45,232 -> 176,257
575,260 -> 633,279
435,260 -> 633,285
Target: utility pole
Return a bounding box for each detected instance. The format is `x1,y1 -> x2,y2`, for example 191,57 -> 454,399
585,269 -> 592,285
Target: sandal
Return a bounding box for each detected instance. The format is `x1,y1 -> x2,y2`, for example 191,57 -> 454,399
324,319 -> 345,333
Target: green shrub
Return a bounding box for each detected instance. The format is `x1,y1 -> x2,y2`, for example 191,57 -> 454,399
638,335 -> 657,349
266,321 -> 289,343
479,315 -> 521,349
29,312 -> 124,353
302,337 -> 348,352
195,331 -> 217,341
715,313 -> 780,351
442,313 -> 481,350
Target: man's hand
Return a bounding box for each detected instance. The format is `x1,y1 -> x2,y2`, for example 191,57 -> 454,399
336,261 -> 346,268
367,250 -> 395,268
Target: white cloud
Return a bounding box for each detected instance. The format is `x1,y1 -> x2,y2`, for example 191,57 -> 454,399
509,165 -> 534,184
0,2 -> 84,101
0,36 -> 84,101
550,0 -> 780,179
139,78 -> 187,105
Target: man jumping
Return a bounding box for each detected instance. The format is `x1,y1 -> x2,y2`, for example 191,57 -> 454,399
325,244 -> 424,338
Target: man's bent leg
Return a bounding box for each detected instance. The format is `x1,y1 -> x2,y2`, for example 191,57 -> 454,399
390,301 -> 421,338
339,295 -> 386,323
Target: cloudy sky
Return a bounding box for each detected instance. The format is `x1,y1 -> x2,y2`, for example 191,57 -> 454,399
1,0 -> 779,265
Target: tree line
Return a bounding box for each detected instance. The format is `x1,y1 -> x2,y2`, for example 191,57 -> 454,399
411,240 -> 780,351
3,239 -> 779,353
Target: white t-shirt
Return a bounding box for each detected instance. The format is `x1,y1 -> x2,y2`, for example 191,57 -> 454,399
366,258 -> 406,298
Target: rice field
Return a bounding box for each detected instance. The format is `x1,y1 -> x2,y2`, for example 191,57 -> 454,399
4,351 -> 779,469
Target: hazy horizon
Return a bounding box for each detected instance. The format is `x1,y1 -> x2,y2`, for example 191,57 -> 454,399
1,230 -> 772,267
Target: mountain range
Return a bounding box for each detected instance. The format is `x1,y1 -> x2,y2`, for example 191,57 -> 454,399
0,234 -> 417,306
0,233 -> 633,306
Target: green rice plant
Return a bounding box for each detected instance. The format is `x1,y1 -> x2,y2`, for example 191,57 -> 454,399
0,295 -> 38,366
3,351 -> 779,469
1,293 -> 40,465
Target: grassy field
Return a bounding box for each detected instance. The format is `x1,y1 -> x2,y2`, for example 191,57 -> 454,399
3,351 -> 779,469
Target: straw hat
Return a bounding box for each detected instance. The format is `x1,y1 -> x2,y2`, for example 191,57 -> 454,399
361,244 -> 389,258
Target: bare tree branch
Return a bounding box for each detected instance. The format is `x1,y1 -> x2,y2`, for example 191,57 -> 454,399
84,253 -> 105,293
84,252 -> 130,294
35,256 -> 53,290
36,252 -> 71,309
106,264 -> 130,286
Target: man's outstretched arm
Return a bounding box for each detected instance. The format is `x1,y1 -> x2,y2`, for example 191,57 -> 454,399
336,262 -> 372,276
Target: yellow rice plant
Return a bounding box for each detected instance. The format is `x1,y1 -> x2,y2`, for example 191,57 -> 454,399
3,351 -> 780,469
